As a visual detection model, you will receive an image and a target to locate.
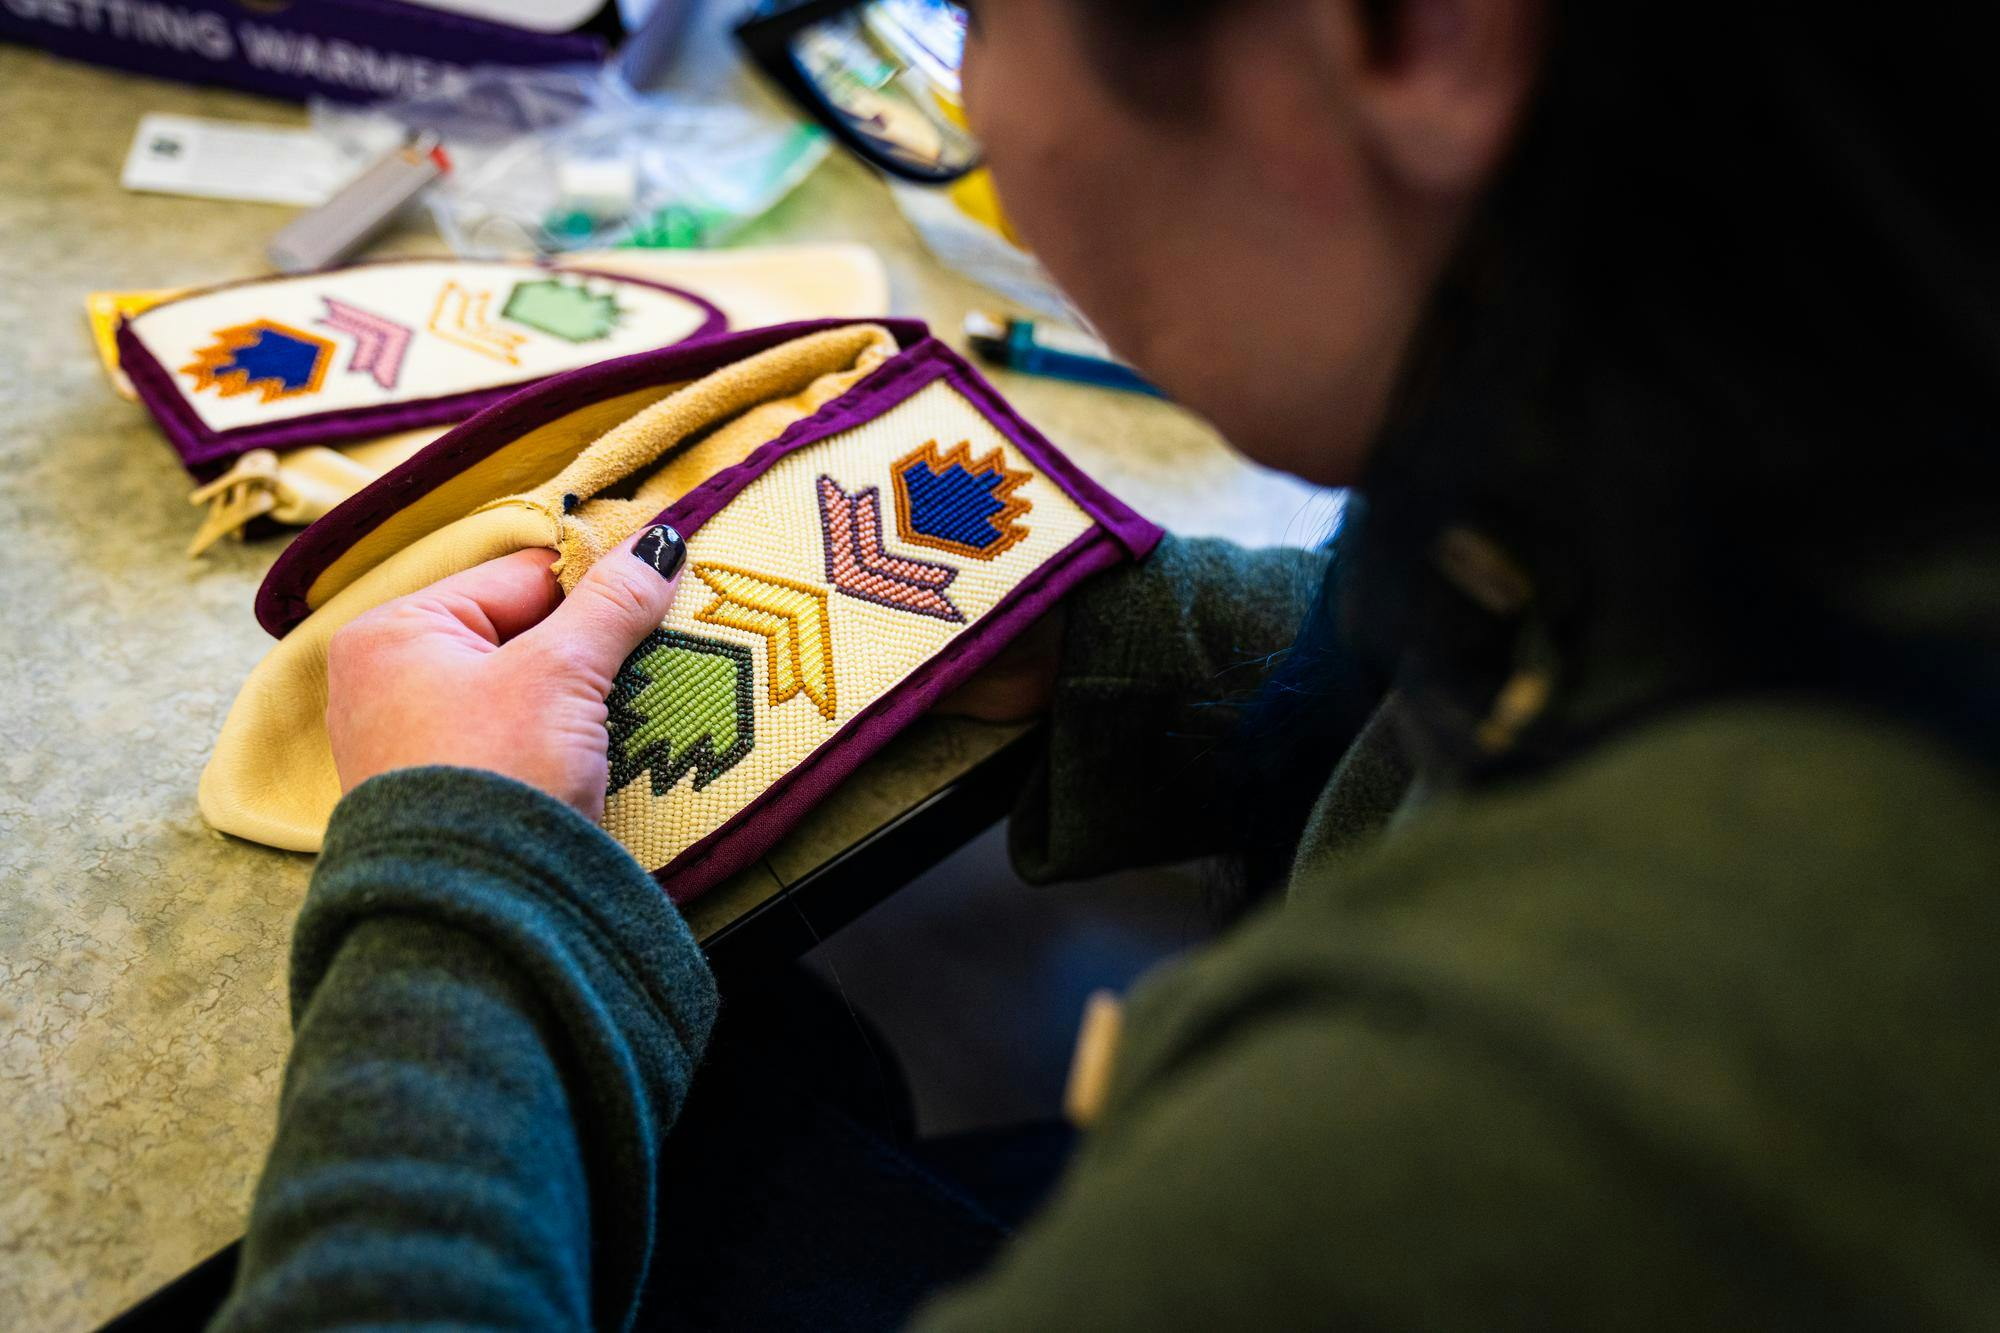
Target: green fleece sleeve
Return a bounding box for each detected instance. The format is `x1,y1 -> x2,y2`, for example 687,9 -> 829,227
1010,534 -> 1332,882
210,767 -> 717,1333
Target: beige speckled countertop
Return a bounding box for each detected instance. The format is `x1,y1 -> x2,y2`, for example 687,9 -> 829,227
0,46 -> 1335,1330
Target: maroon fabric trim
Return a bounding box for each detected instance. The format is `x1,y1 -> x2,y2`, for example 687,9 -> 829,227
119,258 -> 731,476
653,527 -> 1131,905
254,318 -> 931,637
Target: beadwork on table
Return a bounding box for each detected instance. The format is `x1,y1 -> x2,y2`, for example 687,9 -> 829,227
121,258 -> 723,456
601,376 -> 1096,878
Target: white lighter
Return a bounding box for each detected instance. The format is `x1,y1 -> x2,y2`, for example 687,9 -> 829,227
267,132 -> 451,274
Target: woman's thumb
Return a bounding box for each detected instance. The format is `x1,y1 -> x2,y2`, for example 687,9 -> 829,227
523,524 -> 685,681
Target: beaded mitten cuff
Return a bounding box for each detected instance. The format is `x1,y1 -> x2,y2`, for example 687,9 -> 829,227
201,319 -> 1162,904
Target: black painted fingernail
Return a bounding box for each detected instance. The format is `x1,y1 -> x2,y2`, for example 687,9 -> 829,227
633,524 -> 685,581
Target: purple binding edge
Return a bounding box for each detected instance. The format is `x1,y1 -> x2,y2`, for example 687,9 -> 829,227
117,257 -> 729,477
256,318 -> 931,637
254,318 -> 1165,908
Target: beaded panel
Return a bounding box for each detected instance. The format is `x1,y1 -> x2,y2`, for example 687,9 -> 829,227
602,377 -> 1096,875
125,259 -> 717,435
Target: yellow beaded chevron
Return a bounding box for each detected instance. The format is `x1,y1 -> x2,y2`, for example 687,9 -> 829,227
691,564 -> 839,720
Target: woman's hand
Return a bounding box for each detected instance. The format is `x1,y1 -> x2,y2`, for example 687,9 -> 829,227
935,605 -> 1067,723
326,525 -> 687,821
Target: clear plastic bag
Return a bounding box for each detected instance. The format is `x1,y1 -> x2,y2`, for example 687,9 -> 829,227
311,64 -> 828,256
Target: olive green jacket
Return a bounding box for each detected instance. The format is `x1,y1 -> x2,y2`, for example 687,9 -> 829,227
214,535 -> 2000,1330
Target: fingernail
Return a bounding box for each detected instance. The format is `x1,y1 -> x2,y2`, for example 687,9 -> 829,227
633,524 -> 685,581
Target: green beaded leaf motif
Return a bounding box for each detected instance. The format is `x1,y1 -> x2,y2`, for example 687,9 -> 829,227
502,278 -> 624,343
607,630 -> 756,796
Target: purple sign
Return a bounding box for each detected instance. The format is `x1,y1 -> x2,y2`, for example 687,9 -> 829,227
0,0 -> 606,104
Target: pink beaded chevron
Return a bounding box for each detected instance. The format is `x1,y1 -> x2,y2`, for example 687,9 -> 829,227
317,297 -> 412,390
816,474 -> 966,623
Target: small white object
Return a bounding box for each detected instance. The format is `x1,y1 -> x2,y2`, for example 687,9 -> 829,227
556,156 -> 640,222
121,113 -> 363,208
410,0 -> 609,33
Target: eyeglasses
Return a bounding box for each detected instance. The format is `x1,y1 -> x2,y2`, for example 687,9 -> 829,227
736,0 -> 981,185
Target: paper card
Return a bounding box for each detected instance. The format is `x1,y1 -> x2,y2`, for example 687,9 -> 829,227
121,114 -> 365,207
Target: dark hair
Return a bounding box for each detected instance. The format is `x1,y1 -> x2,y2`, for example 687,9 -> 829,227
1094,3 -> 2000,898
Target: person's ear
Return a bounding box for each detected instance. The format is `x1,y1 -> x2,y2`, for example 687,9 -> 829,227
1337,0 -> 1546,196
